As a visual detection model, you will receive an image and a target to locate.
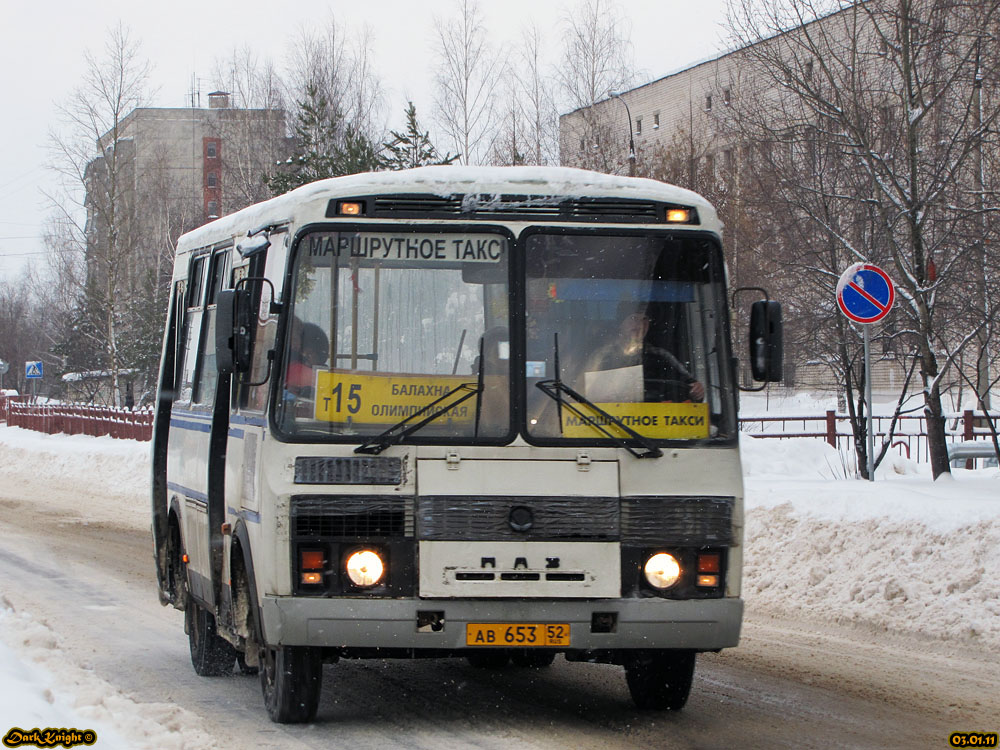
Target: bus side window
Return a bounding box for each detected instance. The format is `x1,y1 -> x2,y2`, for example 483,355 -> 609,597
193,250 -> 231,405
178,255 -> 209,404
171,281 -> 186,393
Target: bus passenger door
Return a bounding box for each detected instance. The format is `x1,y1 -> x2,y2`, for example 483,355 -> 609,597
169,248 -> 230,609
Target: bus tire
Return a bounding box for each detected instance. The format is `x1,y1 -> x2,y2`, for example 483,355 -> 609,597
186,603 -> 236,676
260,645 -> 322,723
510,650 -> 555,668
624,651 -> 696,711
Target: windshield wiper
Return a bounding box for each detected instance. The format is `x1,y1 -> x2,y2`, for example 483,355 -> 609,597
534,379 -> 663,459
355,382 -> 482,455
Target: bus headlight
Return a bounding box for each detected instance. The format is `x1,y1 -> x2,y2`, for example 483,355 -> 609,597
644,553 -> 681,590
345,549 -> 385,587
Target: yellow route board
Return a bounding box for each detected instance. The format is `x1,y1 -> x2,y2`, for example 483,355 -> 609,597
314,370 -> 476,424
561,401 -> 710,440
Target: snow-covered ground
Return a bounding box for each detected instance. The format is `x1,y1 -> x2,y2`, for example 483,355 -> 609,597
0,407 -> 996,745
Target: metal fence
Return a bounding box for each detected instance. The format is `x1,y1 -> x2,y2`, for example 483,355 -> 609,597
738,409 -> 999,465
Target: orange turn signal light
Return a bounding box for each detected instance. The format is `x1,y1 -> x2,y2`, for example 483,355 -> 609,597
301,572 -> 323,585
338,201 -> 363,215
697,553 -> 721,573
301,549 -> 325,570
697,574 -> 720,587
666,208 -> 691,223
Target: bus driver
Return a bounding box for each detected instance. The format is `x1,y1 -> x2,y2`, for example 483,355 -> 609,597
587,307 -> 705,403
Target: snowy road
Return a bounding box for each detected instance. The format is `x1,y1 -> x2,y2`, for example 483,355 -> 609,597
1,430 -> 996,749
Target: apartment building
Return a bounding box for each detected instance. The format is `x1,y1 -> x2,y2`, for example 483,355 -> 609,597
85,92 -> 288,290
558,3 -> 999,402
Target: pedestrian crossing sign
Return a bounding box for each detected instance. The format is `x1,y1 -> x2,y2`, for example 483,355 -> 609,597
25,361 -> 43,379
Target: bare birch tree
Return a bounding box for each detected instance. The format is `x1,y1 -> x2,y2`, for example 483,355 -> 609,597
727,0 -> 1000,477
47,23 -> 152,406
488,64 -> 528,166
285,15 -> 387,153
433,0 -> 502,165
211,46 -> 289,208
516,23 -> 560,165
557,0 -> 636,172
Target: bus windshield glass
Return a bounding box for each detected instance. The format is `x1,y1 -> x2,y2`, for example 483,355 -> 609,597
277,229 -> 511,440
524,231 -> 735,444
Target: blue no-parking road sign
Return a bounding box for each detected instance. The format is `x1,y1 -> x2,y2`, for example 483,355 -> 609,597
837,263 -> 895,324
25,361 -> 43,379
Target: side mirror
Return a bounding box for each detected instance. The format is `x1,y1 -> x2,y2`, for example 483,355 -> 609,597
233,288 -> 254,372
215,289 -> 237,374
749,300 -> 783,382
215,289 -> 253,375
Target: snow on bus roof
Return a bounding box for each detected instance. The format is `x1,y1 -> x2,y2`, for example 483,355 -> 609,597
177,166 -> 717,251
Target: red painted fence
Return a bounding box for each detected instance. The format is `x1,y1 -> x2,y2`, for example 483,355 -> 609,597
4,401 -> 153,441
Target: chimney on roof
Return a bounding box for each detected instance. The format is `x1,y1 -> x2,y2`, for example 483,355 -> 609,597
207,91 -> 231,109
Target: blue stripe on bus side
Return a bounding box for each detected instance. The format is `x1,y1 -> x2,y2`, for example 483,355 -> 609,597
170,411 -> 263,436
171,409 -> 266,426
228,506 -> 262,524
169,418 -> 247,438
167,485 -> 261,524
168,482 -> 207,504
170,418 -> 212,433
231,414 -> 267,427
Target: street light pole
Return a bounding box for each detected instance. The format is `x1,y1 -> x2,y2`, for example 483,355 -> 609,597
609,91 -> 637,177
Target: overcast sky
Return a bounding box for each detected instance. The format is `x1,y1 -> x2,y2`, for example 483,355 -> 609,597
0,0 -> 730,281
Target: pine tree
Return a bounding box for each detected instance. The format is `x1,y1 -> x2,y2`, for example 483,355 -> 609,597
267,83 -> 383,196
337,124 -> 383,176
381,101 -> 459,170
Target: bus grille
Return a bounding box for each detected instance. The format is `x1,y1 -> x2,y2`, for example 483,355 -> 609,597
328,194 -> 696,224
291,495 -> 413,538
294,456 -> 404,485
621,496 -> 734,545
417,496 -> 619,541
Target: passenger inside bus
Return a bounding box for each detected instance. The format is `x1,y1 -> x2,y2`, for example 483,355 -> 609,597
285,321 -> 329,399
584,304 -> 704,403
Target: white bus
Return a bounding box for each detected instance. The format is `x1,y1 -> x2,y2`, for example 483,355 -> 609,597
151,166 -> 782,723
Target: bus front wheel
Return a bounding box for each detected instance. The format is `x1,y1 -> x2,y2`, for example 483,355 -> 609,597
624,651 -> 696,711
260,644 -> 322,723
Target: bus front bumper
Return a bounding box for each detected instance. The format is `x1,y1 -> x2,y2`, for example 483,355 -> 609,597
260,596 -> 743,652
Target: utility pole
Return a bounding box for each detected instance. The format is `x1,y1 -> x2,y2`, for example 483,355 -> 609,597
973,52 -> 991,412
609,92 -> 637,177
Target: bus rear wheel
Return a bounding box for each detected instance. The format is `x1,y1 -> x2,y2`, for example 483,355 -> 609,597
624,651 -> 696,711
186,603 -> 236,676
260,645 -> 322,723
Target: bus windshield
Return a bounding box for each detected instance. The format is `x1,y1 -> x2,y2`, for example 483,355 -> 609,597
277,229 -> 511,440
524,231 -> 736,444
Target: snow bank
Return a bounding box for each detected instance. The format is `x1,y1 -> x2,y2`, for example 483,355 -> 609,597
0,603 -> 218,749
741,433 -> 1000,648
0,426 -> 149,531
